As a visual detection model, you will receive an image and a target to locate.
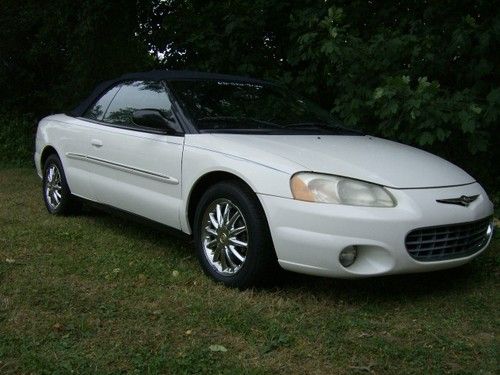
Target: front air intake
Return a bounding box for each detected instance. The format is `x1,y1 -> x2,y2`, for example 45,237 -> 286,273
405,217 -> 492,262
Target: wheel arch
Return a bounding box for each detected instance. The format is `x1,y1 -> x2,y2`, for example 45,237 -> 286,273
40,145 -> 60,168
186,170 -> 257,234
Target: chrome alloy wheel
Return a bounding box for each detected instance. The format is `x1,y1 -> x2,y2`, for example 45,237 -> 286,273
45,164 -> 63,210
202,198 -> 248,275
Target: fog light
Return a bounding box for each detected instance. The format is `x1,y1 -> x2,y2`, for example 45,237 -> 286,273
339,246 -> 358,267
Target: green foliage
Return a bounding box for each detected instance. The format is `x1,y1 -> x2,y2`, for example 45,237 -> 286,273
138,0 -> 499,192
0,114 -> 34,167
0,0 -> 498,192
0,0 -> 153,116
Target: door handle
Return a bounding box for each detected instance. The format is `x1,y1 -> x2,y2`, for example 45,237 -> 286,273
91,139 -> 103,148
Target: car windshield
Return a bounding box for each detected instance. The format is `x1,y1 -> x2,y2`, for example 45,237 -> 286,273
168,79 -> 361,135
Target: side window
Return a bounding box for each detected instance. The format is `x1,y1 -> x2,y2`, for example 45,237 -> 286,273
83,85 -> 120,121
102,81 -> 178,130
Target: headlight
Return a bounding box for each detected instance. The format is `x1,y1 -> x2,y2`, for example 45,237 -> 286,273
290,172 -> 396,207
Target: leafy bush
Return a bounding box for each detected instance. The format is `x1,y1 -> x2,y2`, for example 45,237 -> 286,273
280,3 -> 499,192
139,0 -> 499,193
0,1 -> 498,193
0,114 -> 35,167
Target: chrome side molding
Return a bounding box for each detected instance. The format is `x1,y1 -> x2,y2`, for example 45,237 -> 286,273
66,152 -> 179,185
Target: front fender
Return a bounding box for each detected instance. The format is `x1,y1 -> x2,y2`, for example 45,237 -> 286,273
180,143 -> 296,233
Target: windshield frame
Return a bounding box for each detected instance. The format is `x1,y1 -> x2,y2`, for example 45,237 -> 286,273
165,78 -> 362,136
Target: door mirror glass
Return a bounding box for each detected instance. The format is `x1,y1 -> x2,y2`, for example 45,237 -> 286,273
132,109 -> 176,133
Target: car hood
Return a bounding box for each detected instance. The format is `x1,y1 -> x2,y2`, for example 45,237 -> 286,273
191,134 -> 475,189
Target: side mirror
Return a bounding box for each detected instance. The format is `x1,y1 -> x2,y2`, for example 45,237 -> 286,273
132,109 -> 177,134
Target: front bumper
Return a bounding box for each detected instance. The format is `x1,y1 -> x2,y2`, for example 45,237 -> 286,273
258,182 -> 494,278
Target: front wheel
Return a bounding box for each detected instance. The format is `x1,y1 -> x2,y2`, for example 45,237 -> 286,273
193,181 -> 277,288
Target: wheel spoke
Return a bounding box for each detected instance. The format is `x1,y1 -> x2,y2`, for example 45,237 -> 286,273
219,245 -> 228,270
223,203 -> 230,222
229,245 -> 245,262
47,168 -> 54,183
229,237 -> 247,248
230,226 -> 246,236
212,246 -> 221,263
216,204 -> 223,225
46,189 -> 53,205
227,211 -> 241,228
205,238 -> 217,247
208,213 -> 218,229
205,226 -> 217,236
224,246 -> 238,268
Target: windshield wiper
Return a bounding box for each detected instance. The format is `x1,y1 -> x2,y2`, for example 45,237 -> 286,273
197,116 -> 283,128
284,122 -> 363,135
283,122 -> 334,129
196,117 -> 363,135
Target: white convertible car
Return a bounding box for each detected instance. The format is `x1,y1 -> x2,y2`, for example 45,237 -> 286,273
35,71 -> 494,287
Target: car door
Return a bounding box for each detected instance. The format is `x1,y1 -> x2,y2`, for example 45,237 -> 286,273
62,84 -> 123,201
83,80 -> 184,229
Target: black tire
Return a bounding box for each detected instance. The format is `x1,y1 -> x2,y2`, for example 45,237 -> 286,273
42,154 -> 81,215
193,180 -> 278,288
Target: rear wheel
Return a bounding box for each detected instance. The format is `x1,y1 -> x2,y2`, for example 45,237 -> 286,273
42,154 -> 81,215
193,181 -> 277,288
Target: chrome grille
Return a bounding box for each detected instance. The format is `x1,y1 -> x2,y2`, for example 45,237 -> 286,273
405,217 -> 492,262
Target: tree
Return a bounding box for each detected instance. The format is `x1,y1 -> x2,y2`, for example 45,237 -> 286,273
0,0 -> 152,116
139,0 -> 500,191
0,0 -> 498,192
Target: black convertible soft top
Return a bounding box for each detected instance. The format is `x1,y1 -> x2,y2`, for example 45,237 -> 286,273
69,70 -> 273,117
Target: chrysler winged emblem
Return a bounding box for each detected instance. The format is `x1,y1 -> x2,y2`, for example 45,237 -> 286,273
436,195 -> 479,207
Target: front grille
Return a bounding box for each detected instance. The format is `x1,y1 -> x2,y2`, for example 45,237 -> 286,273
405,217 -> 492,262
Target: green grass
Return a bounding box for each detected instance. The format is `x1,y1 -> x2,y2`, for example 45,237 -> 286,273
0,168 -> 498,374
